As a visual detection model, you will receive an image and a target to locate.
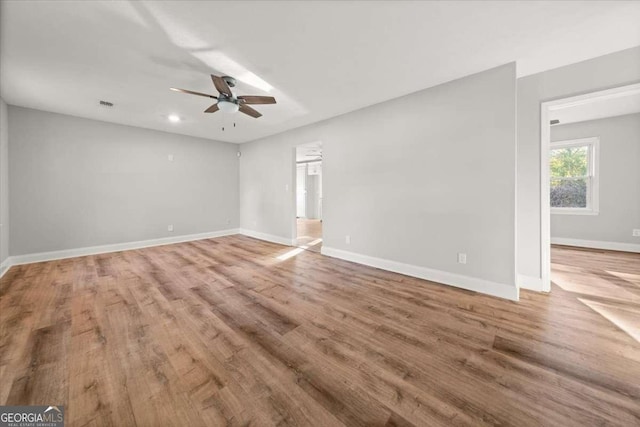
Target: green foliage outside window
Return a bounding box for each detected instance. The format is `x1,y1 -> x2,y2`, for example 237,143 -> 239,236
550,145 -> 589,208
550,146 -> 587,178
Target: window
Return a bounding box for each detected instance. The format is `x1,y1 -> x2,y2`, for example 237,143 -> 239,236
550,137 -> 599,215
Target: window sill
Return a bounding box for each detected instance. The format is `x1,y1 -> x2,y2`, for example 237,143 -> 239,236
551,209 -> 599,216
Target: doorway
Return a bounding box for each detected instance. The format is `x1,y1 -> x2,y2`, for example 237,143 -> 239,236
295,142 -> 323,253
540,82 -> 640,292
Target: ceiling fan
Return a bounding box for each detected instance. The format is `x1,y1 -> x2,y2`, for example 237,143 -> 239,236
170,75 -> 276,118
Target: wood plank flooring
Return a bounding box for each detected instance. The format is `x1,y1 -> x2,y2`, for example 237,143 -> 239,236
296,219 -> 322,253
1,236 -> 639,426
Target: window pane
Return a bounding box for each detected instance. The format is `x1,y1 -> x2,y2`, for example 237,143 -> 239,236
550,146 -> 588,178
550,178 -> 587,208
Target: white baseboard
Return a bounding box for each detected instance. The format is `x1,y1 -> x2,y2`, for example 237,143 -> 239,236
320,246 -> 518,301
2,229 -> 240,270
239,229 -> 294,246
0,258 -> 11,280
551,237 -> 640,253
517,274 -> 544,292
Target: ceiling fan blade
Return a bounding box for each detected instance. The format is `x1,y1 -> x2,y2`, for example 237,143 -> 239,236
170,87 -> 217,99
204,104 -> 219,113
211,75 -> 232,96
238,95 -> 276,105
239,104 -> 262,118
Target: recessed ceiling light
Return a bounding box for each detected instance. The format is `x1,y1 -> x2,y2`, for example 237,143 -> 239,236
168,114 -> 181,123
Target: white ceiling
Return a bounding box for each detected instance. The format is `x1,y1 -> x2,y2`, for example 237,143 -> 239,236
550,91 -> 640,125
1,1 -> 639,144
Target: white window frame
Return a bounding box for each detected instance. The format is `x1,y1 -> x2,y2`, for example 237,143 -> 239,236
550,136 -> 599,215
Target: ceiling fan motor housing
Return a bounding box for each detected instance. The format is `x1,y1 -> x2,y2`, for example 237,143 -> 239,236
218,94 -> 239,105
222,76 -> 236,88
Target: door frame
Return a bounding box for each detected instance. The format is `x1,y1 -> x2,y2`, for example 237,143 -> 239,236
291,141 -> 323,246
296,163 -> 307,219
539,82 -> 640,292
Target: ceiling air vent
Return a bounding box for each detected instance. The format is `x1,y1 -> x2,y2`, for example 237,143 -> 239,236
99,100 -> 114,107
550,119 -> 560,125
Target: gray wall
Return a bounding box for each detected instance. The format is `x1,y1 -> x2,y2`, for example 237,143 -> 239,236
517,46 -> 640,280
240,63 -> 517,287
0,99 -> 8,265
550,113 -> 640,244
9,107 -> 239,255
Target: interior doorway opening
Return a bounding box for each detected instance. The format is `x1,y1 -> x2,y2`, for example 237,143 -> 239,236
295,142 -> 323,253
540,83 -> 640,293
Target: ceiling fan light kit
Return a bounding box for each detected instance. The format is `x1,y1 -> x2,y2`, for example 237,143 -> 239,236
217,99 -> 240,113
170,74 -> 276,119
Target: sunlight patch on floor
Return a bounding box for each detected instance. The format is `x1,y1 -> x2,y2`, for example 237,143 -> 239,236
277,238 -> 323,261
605,270 -> 640,287
579,298 -> 640,343
551,263 -> 639,302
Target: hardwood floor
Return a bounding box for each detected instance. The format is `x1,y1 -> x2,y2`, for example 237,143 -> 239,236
296,218 -> 322,253
1,237 -> 639,426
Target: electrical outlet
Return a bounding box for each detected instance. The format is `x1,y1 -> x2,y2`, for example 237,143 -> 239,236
345,235 -> 351,244
168,224 -> 174,232
633,229 -> 640,237
168,154 -> 174,162
457,253 -> 467,264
